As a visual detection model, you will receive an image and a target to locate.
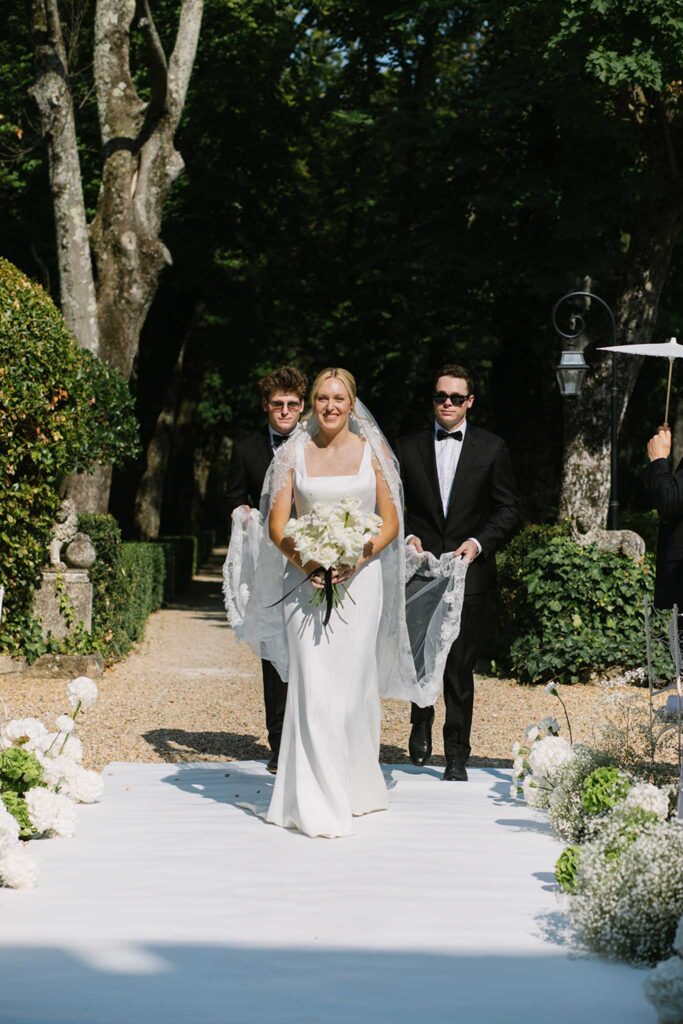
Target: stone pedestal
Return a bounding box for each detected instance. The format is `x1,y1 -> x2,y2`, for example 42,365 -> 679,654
34,570 -> 93,641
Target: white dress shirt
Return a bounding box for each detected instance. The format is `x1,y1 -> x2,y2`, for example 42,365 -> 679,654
433,418 -> 481,556
434,418 -> 466,515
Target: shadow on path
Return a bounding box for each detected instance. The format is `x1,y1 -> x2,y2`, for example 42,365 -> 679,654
143,728 -> 270,762
0,943 -> 649,1024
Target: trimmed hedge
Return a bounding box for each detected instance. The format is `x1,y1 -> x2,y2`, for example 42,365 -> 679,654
492,524 -> 656,684
79,514 -> 166,663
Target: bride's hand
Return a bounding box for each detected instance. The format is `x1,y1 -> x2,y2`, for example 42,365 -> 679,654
302,562 -> 325,589
332,564 -> 355,584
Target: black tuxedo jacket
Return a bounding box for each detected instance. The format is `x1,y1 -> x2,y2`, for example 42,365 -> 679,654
225,427 -> 273,519
395,424 -> 521,596
645,456 -> 683,609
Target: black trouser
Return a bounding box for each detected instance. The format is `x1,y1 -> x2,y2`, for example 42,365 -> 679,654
410,593 -> 487,761
262,659 -> 288,754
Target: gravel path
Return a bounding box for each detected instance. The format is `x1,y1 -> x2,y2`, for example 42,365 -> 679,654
0,552 -> 659,771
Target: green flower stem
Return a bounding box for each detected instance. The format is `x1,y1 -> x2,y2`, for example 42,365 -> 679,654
553,690 -> 573,745
59,699 -> 81,754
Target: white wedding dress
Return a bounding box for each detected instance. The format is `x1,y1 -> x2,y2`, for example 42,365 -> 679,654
266,441 -> 389,838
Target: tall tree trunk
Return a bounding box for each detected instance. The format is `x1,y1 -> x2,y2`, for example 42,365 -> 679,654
30,0 -> 99,353
134,338 -> 188,539
31,0 -> 204,512
559,195 -> 683,528
90,0 -> 203,380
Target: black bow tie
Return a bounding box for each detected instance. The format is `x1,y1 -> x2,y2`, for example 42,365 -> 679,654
271,433 -> 287,448
436,428 -> 463,442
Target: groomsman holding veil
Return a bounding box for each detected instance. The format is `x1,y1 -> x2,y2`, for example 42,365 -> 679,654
395,364 -> 521,781
225,366 -> 308,772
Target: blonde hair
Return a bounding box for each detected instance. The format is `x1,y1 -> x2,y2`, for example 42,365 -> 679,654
309,367 -> 357,409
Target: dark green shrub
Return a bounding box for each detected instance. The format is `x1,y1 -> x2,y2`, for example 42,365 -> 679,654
494,524 -> 654,683
159,535 -> 198,591
0,258 -> 138,655
78,513 -> 166,662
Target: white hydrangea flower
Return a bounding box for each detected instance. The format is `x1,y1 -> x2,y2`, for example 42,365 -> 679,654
62,766 -> 104,804
67,676 -> 98,711
528,735 -> 575,785
0,801 -> 20,857
643,956 -> 683,1022
522,774 -> 550,809
55,714 -> 75,735
512,757 -> 526,780
25,788 -> 77,838
0,717 -> 48,751
36,752 -> 78,791
40,732 -> 83,763
622,783 -> 670,822
0,844 -> 39,889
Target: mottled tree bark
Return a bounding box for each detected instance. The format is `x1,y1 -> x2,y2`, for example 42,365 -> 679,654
134,338 -> 188,539
31,0 -> 203,511
30,0 -> 99,353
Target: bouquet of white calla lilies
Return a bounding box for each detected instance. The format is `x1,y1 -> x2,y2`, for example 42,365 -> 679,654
282,497 -> 383,624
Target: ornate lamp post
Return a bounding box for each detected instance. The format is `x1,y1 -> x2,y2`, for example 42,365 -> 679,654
552,290 -> 619,530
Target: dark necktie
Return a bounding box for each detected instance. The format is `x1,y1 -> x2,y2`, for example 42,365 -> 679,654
271,433 -> 287,449
436,428 -> 463,442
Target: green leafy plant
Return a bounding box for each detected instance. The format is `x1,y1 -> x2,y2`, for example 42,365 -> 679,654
493,525 -> 655,683
0,258 -> 139,657
0,747 -> 44,795
581,766 -> 631,816
78,514 -> 167,663
555,845 -> 580,894
1,790 -> 34,838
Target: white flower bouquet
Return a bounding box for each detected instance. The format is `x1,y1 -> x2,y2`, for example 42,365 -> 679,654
281,497 -> 382,625
0,675 -> 103,889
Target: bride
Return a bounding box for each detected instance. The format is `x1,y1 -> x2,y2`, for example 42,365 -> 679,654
267,368 -> 396,836
224,367 -> 468,838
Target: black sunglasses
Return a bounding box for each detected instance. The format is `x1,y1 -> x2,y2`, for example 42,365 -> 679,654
432,392 -> 471,407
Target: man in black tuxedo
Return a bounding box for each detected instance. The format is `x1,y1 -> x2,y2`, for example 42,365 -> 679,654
395,364 -> 521,781
646,425 -> 683,609
226,365 -> 308,772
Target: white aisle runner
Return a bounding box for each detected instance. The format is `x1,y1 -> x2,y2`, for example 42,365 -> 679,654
0,763 -> 654,1024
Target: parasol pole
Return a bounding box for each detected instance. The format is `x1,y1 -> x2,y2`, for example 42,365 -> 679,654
664,356 -> 675,429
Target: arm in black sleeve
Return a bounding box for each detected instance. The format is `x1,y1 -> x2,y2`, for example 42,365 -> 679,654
225,440 -> 251,520
645,458 -> 683,522
475,440 -> 522,558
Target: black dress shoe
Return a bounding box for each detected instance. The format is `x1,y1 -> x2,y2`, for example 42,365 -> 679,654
443,758 -> 468,782
408,712 -> 435,766
266,752 -> 279,774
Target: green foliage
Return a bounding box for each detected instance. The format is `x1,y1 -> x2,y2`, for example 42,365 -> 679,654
581,766 -> 631,816
495,525 -> 655,683
0,259 -> 138,657
1,790 -> 34,838
0,748 -> 44,796
555,845 -> 580,894
78,514 -> 166,663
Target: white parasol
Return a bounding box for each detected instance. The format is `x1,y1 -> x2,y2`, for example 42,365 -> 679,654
598,337 -> 683,427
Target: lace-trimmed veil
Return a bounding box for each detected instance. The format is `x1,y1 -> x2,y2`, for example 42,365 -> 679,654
223,399 -> 467,707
